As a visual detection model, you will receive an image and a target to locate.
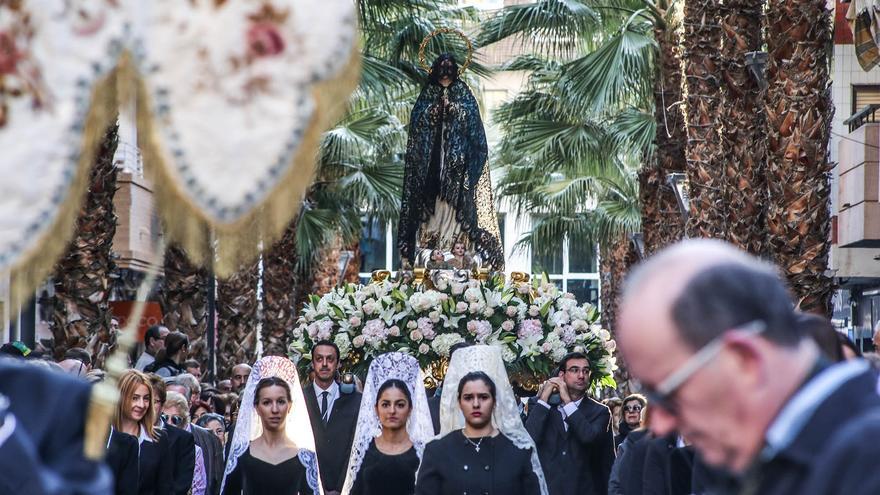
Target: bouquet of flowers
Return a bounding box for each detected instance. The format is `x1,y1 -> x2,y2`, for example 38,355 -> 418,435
288,275 -> 617,390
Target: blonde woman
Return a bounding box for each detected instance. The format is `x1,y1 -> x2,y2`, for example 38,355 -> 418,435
114,370 -> 173,495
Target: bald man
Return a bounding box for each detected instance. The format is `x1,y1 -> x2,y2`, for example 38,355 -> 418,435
616,239 -> 880,494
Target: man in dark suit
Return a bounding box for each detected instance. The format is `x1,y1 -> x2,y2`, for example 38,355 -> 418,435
525,351 -> 615,495
303,341 -> 362,495
616,239 -> 880,494
0,358 -> 112,494
106,427 -> 139,495
147,374 -> 195,495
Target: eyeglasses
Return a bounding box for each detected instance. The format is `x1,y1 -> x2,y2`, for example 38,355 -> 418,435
565,367 -> 590,376
624,405 -> 643,413
644,320 -> 766,412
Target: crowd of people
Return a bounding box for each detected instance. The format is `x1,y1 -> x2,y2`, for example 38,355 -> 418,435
3,238 -> 880,494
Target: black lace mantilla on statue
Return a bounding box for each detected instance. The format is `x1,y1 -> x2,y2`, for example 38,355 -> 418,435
397,79 -> 504,270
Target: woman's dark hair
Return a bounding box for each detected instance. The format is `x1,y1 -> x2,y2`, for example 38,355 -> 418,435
154,331 -> 188,364
798,312 -> 843,362
253,376 -> 291,405
375,379 -> 412,407
457,371 -> 496,400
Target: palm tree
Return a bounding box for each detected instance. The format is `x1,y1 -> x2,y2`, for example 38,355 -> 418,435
765,0 -> 834,315
216,261 -> 259,376
719,0 -> 768,255
158,243 -> 211,367
682,0 -> 726,240
50,123 -> 119,362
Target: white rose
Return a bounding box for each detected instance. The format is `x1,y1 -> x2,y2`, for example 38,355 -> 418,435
429,311 -> 441,323
352,335 -> 366,348
456,301 -> 469,313
419,343 -> 431,355
349,316 -> 361,328
409,330 -> 424,342
483,308 -> 495,318
528,305 -> 540,317
407,320 -> 418,329
389,326 -> 401,337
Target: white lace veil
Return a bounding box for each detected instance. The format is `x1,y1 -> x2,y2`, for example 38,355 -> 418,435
439,345 -> 549,495
220,356 -> 323,494
341,352 -> 434,495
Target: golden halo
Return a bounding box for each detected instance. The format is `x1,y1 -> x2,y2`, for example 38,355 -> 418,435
418,27 -> 474,75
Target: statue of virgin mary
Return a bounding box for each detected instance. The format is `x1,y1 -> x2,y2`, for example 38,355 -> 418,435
397,53 -> 504,270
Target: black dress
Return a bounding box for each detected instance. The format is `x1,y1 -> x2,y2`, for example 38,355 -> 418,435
415,430 -> 541,495
222,448 -> 314,495
350,441 -> 420,495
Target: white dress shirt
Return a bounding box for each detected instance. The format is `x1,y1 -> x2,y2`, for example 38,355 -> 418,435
313,381 -> 340,422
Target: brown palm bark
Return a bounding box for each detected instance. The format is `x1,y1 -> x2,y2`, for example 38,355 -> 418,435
216,261 -> 259,376
600,233 -> 637,395
765,0 -> 834,315
50,123 -> 119,363
159,243 -> 210,367
640,15 -> 687,256
262,221 -> 299,357
683,0 -> 726,239
719,0 -> 768,255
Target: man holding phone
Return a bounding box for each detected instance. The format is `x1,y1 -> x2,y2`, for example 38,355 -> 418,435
526,352 -> 615,495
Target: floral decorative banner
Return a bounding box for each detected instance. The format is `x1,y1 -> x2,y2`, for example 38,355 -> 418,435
0,0 -> 126,303
130,0 -> 360,275
289,278 -> 618,391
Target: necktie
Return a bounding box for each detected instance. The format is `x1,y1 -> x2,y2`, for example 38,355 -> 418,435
321,391 -> 329,425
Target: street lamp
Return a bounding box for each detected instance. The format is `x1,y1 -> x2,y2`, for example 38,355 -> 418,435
666,172 -> 690,221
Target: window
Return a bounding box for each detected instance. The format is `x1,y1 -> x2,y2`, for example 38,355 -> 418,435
852,85 -> 880,115
528,215 -> 601,308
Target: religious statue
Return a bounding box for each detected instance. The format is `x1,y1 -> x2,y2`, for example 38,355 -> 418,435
398,30 -> 504,271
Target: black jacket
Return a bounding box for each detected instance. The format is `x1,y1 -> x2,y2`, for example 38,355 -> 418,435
106,428 -> 139,495
304,384 -> 362,492
739,362 -> 880,495
145,359 -> 183,377
427,394 -> 441,435
641,434 -> 693,495
191,424 -> 224,495
163,422 -> 195,495
525,397 -> 615,495
0,360 -> 112,494
416,430 -> 541,495
138,429 -> 174,495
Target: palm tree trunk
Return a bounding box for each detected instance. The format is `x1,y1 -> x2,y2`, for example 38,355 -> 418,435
765,0 -> 834,315
683,0 -> 727,239
262,221 -> 299,357
719,0 -> 768,255
600,232 -> 637,395
216,261 -> 259,376
640,17 -> 687,255
159,244 -> 210,367
50,123 -> 119,363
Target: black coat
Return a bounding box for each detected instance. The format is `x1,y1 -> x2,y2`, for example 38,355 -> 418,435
742,363 -> 880,495
304,384 -> 362,492
191,424 -> 224,495
416,430 -> 541,495
138,429 -> 174,495
525,397 -> 615,495
428,394 -> 441,435
106,428 -> 139,495
0,360 -> 112,494
641,434 -> 693,495
164,422 -> 196,495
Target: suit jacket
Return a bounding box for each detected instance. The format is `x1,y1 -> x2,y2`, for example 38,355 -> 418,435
743,362 -> 880,495
642,434 -> 693,495
427,395 -> 441,435
164,421 -> 195,495
304,383 -> 362,492
138,429 -> 175,495
190,424 -> 224,495
106,428 -> 139,495
0,360 -> 112,494
525,396 -> 615,495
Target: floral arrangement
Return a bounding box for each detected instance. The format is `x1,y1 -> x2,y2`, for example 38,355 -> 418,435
288,276 -> 618,390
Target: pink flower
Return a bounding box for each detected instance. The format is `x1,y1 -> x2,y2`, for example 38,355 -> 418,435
389,326 -> 401,337
506,306 -> 518,317
247,22 -> 285,58
352,335 -> 366,348
501,320 -> 515,332
455,302 -> 468,313
518,319 -> 543,340
409,330 -> 424,342
418,343 -> 431,354
541,343 -> 552,353
349,316 -> 361,328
